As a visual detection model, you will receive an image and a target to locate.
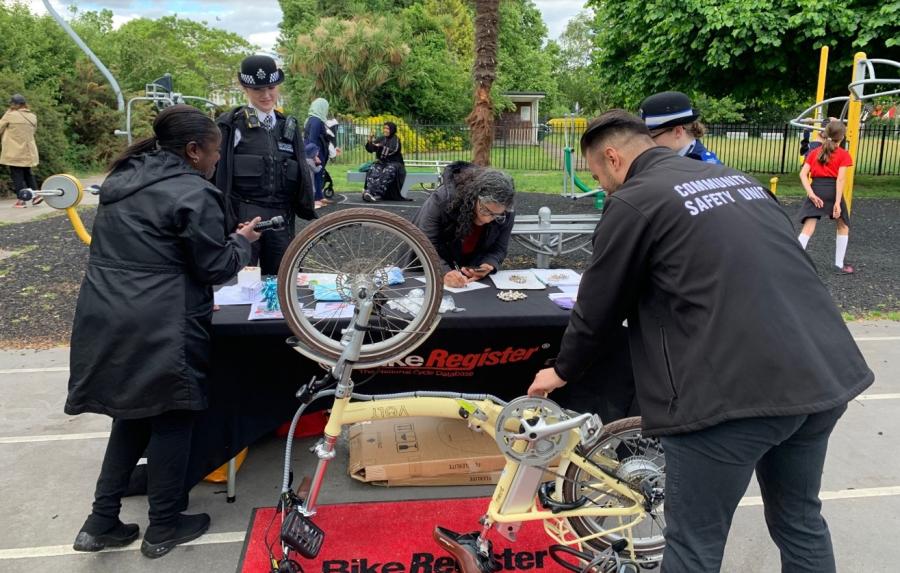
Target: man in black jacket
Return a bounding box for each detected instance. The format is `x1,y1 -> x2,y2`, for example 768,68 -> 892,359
529,110 -> 873,572
214,55 -> 316,275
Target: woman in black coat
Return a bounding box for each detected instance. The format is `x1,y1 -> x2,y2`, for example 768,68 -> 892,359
67,105 -> 261,559
362,121 -> 407,202
410,162 -> 515,287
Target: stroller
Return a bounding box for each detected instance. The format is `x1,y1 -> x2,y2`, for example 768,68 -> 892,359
322,168 -> 335,199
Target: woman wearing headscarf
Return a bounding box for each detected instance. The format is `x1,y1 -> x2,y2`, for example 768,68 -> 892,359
362,121 -> 407,202
410,162 -> 515,287
0,94 -> 40,207
304,97 -> 330,208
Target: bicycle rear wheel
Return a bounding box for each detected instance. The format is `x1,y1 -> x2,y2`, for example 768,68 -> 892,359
277,208 -> 443,369
561,416 -> 666,568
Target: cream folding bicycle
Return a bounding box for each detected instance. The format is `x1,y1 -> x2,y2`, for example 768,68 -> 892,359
271,208 -> 666,572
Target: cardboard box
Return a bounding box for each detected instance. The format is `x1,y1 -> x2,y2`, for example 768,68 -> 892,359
348,417 -> 507,485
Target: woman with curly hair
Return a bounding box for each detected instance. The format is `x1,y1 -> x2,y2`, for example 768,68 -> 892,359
410,162 -> 515,287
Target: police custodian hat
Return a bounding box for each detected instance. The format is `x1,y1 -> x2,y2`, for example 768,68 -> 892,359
238,55 -> 285,88
638,91 -> 701,130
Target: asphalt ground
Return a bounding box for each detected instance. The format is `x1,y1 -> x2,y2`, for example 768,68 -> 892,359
0,322 -> 897,572
0,188 -> 897,347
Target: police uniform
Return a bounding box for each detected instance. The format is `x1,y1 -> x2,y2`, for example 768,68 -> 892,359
639,91 -> 722,165
214,56 -> 316,275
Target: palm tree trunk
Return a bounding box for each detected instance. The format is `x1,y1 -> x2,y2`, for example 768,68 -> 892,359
467,0 -> 500,166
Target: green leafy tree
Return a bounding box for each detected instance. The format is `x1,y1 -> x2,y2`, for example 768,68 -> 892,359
586,0 -> 900,119
284,15 -> 410,114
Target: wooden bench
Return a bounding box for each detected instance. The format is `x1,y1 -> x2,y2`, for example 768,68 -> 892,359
511,208 -> 601,268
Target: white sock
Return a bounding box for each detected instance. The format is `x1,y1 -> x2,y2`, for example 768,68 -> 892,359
835,234 -> 849,267
798,234 -> 810,249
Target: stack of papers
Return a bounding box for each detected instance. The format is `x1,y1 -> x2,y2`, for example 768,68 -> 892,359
214,284 -> 262,306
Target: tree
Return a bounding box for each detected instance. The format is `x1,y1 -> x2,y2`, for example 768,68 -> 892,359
284,16 -> 410,114
468,0 -> 500,166
586,0 -> 900,119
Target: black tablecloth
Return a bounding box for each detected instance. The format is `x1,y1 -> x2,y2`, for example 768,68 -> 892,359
186,282 -> 634,486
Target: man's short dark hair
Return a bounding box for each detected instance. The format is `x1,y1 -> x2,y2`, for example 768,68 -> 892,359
580,109 -> 652,155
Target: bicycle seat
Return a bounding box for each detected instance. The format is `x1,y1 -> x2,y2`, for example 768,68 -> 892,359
433,527 -> 499,573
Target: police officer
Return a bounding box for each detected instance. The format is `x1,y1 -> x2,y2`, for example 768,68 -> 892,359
215,55 -> 316,275
638,91 -> 722,164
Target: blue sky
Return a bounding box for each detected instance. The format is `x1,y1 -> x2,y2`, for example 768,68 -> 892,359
26,0 -> 587,52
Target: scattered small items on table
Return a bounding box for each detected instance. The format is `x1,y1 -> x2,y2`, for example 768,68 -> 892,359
497,290 -> 527,302
262,277 -> 280,311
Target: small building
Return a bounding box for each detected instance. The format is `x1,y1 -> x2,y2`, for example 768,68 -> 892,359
499,92 -> 546,145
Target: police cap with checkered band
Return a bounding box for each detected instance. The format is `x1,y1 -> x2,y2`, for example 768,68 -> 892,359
638,91 -> 701,130
238,55 -> 285,88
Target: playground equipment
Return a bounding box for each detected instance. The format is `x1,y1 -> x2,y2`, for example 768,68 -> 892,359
559,113 -> 606,210
790,48 -> 900,213
17,175 -> 97,245
116,74 -> 219,145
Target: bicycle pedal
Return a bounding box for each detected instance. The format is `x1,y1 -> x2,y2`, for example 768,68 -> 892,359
281,509 -> 325,558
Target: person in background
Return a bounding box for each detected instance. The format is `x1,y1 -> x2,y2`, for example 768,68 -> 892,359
214,55 -> 316,276
0,94 -> 41,207
528,110 -> 871,573
410,162 -> 515,288
304,97 -> 331,208
67,105 -> 261,559
797,120 -> 855,273
362,121 -> 407,202
638,91 -> 721,164
303,142 -> 322,195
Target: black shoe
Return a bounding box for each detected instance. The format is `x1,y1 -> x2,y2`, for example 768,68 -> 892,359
141,513 -> 210,559
73,521 -> 140,552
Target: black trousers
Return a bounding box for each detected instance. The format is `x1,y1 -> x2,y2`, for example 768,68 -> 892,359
233,201 -> 295,276
85,410 -> 195,532
8,166 -> 37,194
659,404 -> 847,573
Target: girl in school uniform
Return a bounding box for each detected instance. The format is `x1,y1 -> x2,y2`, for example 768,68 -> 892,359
797,120 -> 855,274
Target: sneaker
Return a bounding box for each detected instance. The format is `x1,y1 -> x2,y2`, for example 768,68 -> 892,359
314,201 -> 325,209
141,513 -> 210,559
362,192 -> 378,203
835,264 -> 855,274
73,520 -> 140,552
31,196 -> 44,206
13,200 -> 26,208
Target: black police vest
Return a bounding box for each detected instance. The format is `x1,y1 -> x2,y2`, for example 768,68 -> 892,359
231,113 -> 300,206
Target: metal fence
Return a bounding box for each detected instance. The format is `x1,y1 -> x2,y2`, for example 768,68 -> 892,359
328,121 -> 900,176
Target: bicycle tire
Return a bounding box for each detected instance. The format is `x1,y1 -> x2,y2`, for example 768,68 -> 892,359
561,416 -> 666,567
277,208 -> 443,368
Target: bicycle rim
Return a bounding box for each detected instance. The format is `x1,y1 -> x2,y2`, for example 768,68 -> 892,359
561,417 -> 666,567
277,208 -> 443,369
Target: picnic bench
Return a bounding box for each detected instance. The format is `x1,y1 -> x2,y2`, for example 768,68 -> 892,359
511,207 -> 601,268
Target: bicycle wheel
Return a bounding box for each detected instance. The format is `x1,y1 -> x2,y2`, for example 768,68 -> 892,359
277,208 -> 443,369
561,417 -> 666,568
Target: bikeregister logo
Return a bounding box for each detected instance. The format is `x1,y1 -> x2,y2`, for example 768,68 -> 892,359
361,345 -> 547,378
321,548 -> 552,571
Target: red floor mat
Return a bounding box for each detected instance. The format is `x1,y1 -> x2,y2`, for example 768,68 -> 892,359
238,496 -> 566,572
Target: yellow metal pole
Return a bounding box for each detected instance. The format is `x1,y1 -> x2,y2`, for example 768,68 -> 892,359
815,47 -> 829,121
769,176 -> 779,195
66,208 -> 92,245
844,52 -> 866,214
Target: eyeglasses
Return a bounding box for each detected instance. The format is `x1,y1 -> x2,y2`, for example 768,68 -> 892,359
476,200 -> 508,223
649,128 -> 671,140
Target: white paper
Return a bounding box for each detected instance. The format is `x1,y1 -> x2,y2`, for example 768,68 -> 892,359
413,276 -> 490,294
557,285 -> 580,295
248,301 -> 284,320
312,302 -> 355,319
237,266 -> 261,286
296,272 -> 338,287
531,268 -> 582,287
489,270 -> 546,290
214,284 -> 261,306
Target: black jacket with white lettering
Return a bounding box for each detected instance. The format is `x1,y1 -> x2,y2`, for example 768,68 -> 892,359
554,146 -> 872,436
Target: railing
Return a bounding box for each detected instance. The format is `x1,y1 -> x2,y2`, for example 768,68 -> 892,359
327,121 -> 900,175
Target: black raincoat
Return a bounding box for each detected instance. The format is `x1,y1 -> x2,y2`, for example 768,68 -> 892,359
65,150 -> 252,419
